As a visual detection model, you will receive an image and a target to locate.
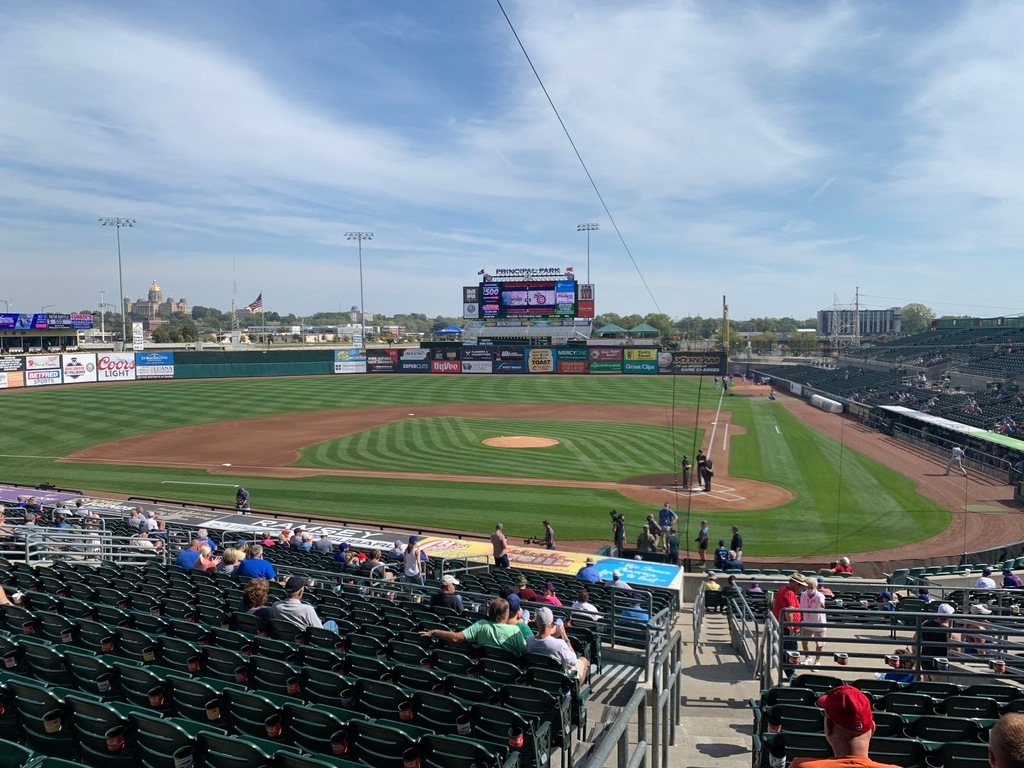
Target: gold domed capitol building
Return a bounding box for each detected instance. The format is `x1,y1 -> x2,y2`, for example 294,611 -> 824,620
124,280 -> 189,322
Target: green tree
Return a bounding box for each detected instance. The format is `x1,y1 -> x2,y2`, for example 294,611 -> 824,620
642,313 -> 674,337
901,303 -> 935,335
150,326 -> 171,344
179,323 -> 197,343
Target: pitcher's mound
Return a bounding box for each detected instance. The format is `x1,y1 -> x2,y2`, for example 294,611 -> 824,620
483,436 -> 560,449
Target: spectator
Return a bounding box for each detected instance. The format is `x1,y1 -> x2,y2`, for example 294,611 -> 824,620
421,598 -> 526,655
196,528 -> 217,552
527,607 -> 589,681
333,542 -> 350,564
607,571 -> 630,590
816,577 -> 834,598
990,713 -> 1024,768
314,534 -> 334,554
127,508 -> 144,532
504,593 -> 532,641
877,647 -> 916,684
576,557 -> 601,583
403,536 -> 426,586
192,545 -> 220,574
387,540 -> 403,559
799,576 -> 827,667
772,574 -> 804,679
175,539 -> 202,571
517,574 -> 539,601
665,527 -> 680,565
724,550 -> 743,571
617,592 -> 655,629
535,582 -> 563,607
915,603 -> 958,681
822,556 -> 853,576
961,603 -> 994,655
723,575 -> 739,593
636,525 -> 657,554
704,572 -> 722,592
569,588 -> 602,621
240,578 -> 271,620
789,685 -> 897,767
297,533 -> 314,552
975,568 -> 997,589
235,544 -> 277,580
217,547 -> 241,575
1005,569 -> 1024,589
746,579 -> 763,594
429,574 -> 464,614
917,588 -> 934,603
268,577 -> 339,632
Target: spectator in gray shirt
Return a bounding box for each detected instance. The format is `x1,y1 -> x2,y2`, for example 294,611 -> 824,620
269,577 -> 339,632
314,534 -> 334,554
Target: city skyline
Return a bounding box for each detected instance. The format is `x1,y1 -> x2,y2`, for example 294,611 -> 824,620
2,2 -> 1023,321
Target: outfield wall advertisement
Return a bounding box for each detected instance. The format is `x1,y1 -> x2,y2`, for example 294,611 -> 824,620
0,346 -> 724,389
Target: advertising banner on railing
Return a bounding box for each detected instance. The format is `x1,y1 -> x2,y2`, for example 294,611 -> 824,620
0,357 -> 25,389
136,351 -> 175,379
61,353 -> 97,384
96,352 -> 137,382
333,349 -> 366,374
366,349 -> 398,373
398,348 -> 430,373
623,348 -> 658,374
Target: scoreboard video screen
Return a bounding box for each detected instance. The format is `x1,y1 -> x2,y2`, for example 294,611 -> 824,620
480,280 -> 577,318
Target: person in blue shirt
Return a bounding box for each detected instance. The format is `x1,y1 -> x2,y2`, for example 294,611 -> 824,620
333,542 -> 351,564
576,557 -> 601,583
617,593 -> 655,628
235,544 -> 277,580
657,503 -> 677,548
714,540 -> 729,570
51,513 -> 71,529
175,539 -> 202,571
196,528 -> 217,552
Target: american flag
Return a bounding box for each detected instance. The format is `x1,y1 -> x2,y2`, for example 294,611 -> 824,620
246,293 -> 263,312
566,266 -> 574,273
477,269 -> 485,275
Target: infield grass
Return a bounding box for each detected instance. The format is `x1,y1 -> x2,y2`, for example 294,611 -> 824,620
0,374 -> 950,556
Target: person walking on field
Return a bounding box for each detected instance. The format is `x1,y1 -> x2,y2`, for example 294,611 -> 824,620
944,445 -> 968,477
696,520 -> 709,565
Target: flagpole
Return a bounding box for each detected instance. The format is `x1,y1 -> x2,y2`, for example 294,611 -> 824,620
262,294 -> 267,349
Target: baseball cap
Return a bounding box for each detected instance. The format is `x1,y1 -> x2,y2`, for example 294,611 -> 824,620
235,539 -> 247,548
534,607 -> 554,627
1004,569 -> 1014,575
338,542 -> 350,550
706,572 -> 717,580
284,576 -> 309,594
937,603 -> 955,615
816,577 -> 826,585
630,592 -> 644,602
506,593 -> 521,614
879,591 -> 893,601
611,571 -> 621,580
544,582 -> 556,593
394,540 -> 403,548
970,603 -> 993,615
983,568 -> 992,575
440,574 -> 460,586
816,685 -> 874,733
409,535 -> 419,543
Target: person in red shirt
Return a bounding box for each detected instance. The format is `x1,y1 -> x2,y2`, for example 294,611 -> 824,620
772,573 -> 804,679
516,574 -> 538,602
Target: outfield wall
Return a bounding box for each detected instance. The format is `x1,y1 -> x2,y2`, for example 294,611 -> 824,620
0,348 -> 724,389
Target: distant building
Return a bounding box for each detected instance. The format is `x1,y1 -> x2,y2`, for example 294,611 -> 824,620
125,280 -> 189,325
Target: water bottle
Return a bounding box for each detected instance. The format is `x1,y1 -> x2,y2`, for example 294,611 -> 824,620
768,734 -> 786,768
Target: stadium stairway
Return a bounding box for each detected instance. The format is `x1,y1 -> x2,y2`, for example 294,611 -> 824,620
678,610 -> 758,768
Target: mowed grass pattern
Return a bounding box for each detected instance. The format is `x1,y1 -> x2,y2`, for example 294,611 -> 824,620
297,417 -> 696,480
0,373 -> 950,555
725,397 -> 949,556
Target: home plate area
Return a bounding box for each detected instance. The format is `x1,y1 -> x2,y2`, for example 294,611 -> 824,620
658,483 -> 747,503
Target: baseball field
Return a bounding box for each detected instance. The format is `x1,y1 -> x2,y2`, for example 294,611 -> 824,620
0,373 -> 959,559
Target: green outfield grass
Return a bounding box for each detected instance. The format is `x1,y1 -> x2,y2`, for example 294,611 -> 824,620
0,374 -> 950,557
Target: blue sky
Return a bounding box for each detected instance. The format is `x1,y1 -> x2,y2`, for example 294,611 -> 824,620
1,1 -> 1022,321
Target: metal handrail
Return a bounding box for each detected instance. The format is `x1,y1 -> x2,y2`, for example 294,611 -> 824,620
576,690 -> 648,768
650,630 -> 682,768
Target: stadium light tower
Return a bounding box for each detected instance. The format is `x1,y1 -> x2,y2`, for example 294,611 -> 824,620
344,231 -> 373,348
577,223 -> 599,284
98,217 -> 136,344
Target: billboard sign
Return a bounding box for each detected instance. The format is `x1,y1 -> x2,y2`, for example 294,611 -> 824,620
479,279 -> 577,318
0,357 -> 24,389
132,322 -> 145,351
0,313 -> 93,330
96,352 -> 137,381
334,349 -> 367,374
26,369 -> 62,387
527,348 -> 554,373
657,351 -> 725,375
430,359 -> 461,374
61,353 -> 97,384
136,351 -> 175,379
366,349 -> 398,373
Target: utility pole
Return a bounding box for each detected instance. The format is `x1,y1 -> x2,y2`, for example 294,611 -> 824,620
344,232 -> 373,348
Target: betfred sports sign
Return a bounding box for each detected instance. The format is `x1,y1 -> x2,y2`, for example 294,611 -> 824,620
97,353 -> 137,381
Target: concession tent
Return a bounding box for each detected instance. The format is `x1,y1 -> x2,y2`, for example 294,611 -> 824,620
626,323 -> 661,338
436,325 -> 464,335
595,323 -> 627,337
